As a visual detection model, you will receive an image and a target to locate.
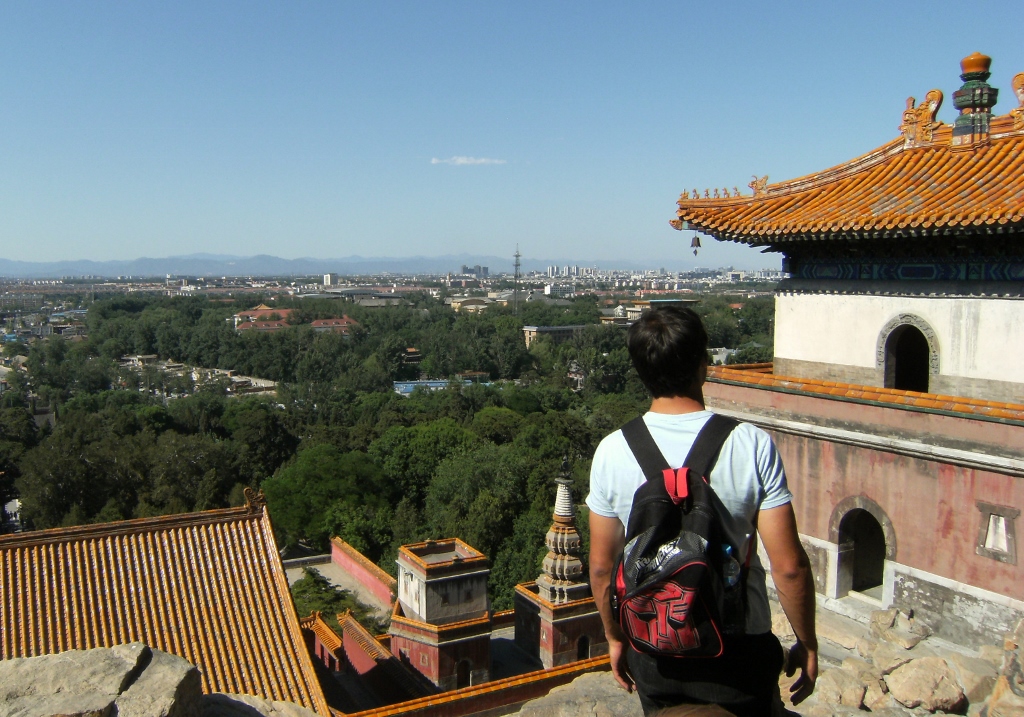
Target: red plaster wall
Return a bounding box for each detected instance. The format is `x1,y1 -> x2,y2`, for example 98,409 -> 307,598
775,430 -> 1024,600
345,635 -> 381,676
390,635 -> 440,683
435,635 -> 490,682
332,540 -> 395,606
546,613 -> 606,666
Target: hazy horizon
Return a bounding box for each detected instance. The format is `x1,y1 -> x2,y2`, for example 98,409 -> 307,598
2,2 -> 1021,270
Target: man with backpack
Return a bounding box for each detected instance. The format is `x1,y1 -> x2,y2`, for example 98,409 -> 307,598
587,306 -> 817,717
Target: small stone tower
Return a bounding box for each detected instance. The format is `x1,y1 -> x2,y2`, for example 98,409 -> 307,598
513,459 -> 607,667
535,461 -> 591,605
388,539 -> 492,690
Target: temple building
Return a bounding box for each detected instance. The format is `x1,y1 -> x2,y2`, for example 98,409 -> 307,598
0,490 -> 331,716
388,538 -> 494,691
672,53 -> 1024,646
515,461 -> 607,667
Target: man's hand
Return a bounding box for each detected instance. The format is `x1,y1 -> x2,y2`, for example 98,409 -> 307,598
608,637 -> 635,692
759,504 -> 818,705
785,639 -> 818,705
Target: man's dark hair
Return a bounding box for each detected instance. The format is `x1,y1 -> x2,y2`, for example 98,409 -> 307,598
627,306 -> 708,398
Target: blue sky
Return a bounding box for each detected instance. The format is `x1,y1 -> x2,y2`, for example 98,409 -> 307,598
1,2 -> 1022,270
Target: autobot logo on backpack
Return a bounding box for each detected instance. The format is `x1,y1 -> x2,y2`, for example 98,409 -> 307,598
620,580 -> 701,652
612,413 -> 750,659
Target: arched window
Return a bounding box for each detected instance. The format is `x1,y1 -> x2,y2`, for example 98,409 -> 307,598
838,508 -> 886,596
884,325 -> 931,393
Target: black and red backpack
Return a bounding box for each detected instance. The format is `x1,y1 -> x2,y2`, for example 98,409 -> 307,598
612,413 -> 753,659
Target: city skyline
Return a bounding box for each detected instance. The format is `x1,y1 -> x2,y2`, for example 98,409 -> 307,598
1,2 -> 1022,268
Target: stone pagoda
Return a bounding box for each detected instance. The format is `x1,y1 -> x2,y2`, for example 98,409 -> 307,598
535,461 -> 591,605
514,460 -> 606,667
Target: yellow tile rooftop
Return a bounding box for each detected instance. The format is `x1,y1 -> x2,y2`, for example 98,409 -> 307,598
0,492 -> 330,716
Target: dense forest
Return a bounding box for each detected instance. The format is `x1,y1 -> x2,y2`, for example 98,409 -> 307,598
0,291 -> 772,608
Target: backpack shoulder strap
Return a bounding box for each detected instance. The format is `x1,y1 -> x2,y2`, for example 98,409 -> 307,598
621,413 -> 740,482
620,416 -> 669,483
683,413 -> 739,479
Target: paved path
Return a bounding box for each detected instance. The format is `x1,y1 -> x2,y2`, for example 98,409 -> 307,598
285,558 -> 392,618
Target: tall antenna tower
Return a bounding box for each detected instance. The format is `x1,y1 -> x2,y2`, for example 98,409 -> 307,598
513,244 -> 522,316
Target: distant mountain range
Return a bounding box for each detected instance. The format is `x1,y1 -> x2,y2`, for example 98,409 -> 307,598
0,253 -> 693,279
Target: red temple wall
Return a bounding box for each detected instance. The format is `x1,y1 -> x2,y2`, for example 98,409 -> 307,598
331,539 -> 396,607
775,430 -> 1024,600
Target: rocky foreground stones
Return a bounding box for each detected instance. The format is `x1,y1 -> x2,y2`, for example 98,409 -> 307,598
782,607 -> 1020,717
0,644 -> 319,717
517,612 -> 1023,717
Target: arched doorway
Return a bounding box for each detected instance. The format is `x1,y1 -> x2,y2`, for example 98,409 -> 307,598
456,659 -> 471,688
576,635 -> 591,661
884,325 -> 931,393
838,509 -> 886,597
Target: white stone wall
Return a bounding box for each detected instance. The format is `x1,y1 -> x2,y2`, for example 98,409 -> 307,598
774,293 -> 1024,385
397,561 -> 426,622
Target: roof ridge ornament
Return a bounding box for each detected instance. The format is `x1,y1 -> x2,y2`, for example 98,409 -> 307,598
244,487 -> 267,514
1010,73 -> 1024,131
951,52 -> 998,149
749,175 -> 769,197
899,90 -> 944,148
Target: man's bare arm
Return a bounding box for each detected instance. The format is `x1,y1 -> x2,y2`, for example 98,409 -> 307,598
588,511 -> 633,691
758,502 -> 818,705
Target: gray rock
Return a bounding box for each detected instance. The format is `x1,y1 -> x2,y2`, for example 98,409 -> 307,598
885,657 -> 967,713
817,611 -> 864,651
797,705 -> 864,717
515,672 -> 643,717
867,707 -> 918,717
0,643 -> 149,703
946,652 -> 998,705
115,648 -> 203,717
871,609 -> 900,636
201,694 -> 322,717
0,644 -> 320,717
864,680 -> 892,711
814,669 -> 866,709
881,628 -> 927,651
978,645 -> 1005,668
872,644 -> 915,675
983,631 -> 1024,717
0,692 -> 115,717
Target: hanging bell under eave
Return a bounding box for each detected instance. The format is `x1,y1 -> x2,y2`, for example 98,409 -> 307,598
691,234 -> 701,256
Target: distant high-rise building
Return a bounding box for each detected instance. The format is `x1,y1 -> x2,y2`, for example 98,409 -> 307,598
324,273 -> 338,286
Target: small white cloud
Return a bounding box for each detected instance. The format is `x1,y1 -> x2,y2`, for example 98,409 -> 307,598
431,156 -> 507,166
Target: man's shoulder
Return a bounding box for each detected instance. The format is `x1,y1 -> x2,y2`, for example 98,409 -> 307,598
726,419 -> 773,446
594,424 -> 632,461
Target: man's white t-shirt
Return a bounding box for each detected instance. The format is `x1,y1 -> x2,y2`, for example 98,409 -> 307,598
586,410 -> 792,635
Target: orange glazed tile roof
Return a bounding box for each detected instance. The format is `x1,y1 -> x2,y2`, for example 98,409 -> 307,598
0,498 -> 330,716
300,612 -> 343,654
674,123 -> 1024,244
708,364 -> 1024,422
672,54 -> 1024,245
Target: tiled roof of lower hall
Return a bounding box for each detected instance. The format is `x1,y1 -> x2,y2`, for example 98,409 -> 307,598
0,500 -> 330,717
708,364 -> 1024,422
671,56 -> 1024,244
